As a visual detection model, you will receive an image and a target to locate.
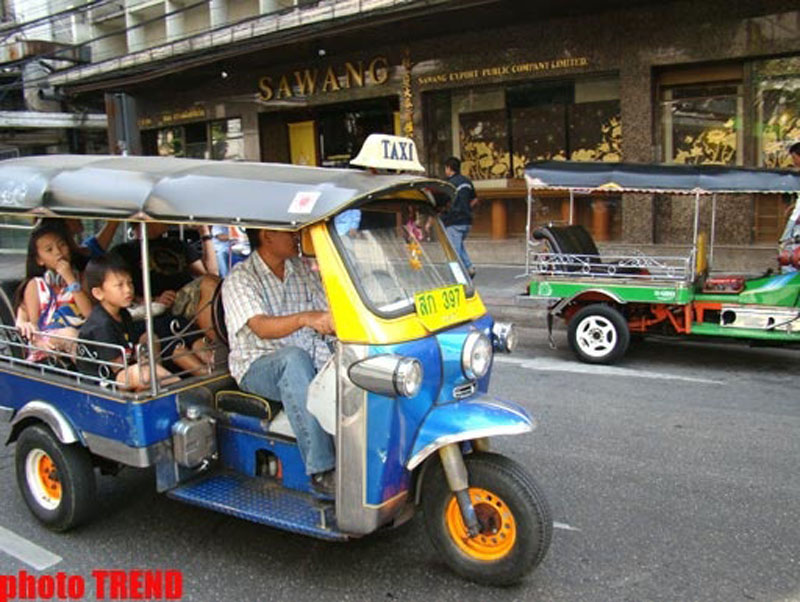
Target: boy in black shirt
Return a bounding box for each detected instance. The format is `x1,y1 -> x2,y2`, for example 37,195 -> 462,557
78,256 -> 178,391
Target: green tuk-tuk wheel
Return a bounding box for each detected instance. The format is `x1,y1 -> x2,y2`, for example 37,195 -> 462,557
422,452 -> 552,586
567,303 -> 630,364
15,425 -> 96,532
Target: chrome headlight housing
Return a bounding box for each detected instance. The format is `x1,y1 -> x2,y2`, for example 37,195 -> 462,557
462,331 -> 493,380
492,322 -> 517,353
348,354 -> 423,398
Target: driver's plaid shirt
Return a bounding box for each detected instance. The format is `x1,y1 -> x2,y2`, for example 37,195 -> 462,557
222,252 -> 331,383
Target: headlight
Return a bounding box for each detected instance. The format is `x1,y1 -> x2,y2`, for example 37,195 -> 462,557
492,322 -> 517,353
394,357 -> 423,398
462,331 -> 493,380
348,355 -> 423,398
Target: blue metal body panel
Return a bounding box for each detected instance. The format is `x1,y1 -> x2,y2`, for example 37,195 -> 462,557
167,471 -> 347,541
362,314 -> 514,506
408,396 -> 534,467
216,424 -> 310,493
0,368 -> 178,447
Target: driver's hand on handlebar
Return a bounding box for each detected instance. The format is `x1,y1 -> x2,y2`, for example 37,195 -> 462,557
303,311 -> 335,336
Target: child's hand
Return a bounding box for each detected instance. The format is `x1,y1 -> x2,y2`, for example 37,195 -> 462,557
156,290 -> 176,307
54,258 -> 75,283
16,320 -> 36,340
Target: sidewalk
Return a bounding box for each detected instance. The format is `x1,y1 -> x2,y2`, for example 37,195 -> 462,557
471,263 -> 552,329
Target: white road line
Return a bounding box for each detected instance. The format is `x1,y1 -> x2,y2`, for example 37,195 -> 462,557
553,521 -> 580,532
494,356 -> 724,385
0,525 -> 62,570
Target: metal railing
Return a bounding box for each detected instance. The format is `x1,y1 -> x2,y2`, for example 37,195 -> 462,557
0,322 -> 227,398
526,246 -> 694,283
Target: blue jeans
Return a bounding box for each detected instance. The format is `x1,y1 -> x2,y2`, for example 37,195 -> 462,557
240,347 -> 335,475
446,224 -> 473,271
215,247 -> 231,277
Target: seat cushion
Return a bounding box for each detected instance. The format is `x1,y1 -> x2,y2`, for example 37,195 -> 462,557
702,275 -> 745,294
215,390 -> 282,420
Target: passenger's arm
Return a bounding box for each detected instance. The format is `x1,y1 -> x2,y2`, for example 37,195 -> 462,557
188,225 -> 218,276
19,281 -> 40,339
55,259 -> 92,318
92,221 -> 120,252
246,311 -> 334,340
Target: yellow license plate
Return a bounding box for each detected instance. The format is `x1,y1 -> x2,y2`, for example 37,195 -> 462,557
414,284 -> 465,331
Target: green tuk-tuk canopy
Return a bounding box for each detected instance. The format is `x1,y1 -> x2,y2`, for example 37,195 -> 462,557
0,155 -> 451,229
524,161 -> 800,194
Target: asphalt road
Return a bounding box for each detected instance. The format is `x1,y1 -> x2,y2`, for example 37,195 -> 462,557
0,332 -> 798,602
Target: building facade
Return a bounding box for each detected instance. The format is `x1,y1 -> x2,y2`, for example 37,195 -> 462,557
34,1 -> 800,258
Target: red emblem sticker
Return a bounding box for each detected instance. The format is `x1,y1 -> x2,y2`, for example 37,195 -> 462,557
288,191 -> 321,214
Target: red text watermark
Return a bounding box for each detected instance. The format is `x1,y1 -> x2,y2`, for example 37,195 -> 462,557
0,570 -> 183,601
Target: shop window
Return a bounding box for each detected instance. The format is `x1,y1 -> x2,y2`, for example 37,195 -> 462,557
660,82 -> 743,165
157,127 -> 185,157
754,57 -> 800,168
317,99 -> 397,167
437,78 -> 620,182
147,118 -> 241,160
210,118 -> 244,160
184,122 -> 208,159
423,77 -> 622,240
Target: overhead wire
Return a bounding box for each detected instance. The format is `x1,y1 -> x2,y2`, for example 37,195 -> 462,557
0,0 -> 116,44
0,0 -> 325,94
0,0 -> 210,92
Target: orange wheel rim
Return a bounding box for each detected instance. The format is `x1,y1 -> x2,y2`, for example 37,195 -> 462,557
444,487 -> 516,561
36,454 -> 62,501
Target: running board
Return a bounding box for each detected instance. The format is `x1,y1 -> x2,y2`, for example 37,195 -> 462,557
167,471 -> 347,541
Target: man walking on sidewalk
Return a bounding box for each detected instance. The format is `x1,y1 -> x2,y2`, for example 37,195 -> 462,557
442,156 -> 478,279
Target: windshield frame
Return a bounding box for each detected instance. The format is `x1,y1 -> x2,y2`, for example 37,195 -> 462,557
328,199 -> 476,321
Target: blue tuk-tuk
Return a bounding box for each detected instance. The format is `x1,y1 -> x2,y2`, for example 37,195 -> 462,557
0,139 -> 551,585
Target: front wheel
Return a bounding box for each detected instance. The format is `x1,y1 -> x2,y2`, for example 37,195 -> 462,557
15,425 -> 96,532
567,303 -> 630,364
422,452 -> 552,586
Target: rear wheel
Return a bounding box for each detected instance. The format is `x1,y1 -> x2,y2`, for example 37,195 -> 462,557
15,425 -> 96,531
567,304 -> 630,364
422,452 -> 552,586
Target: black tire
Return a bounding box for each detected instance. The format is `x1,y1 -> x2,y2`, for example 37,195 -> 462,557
15,425 -> 96,532
422,452 -> 552,586
567,304 -> 630,364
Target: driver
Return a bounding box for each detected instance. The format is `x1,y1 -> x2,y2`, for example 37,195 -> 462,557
221,228 -> 336,495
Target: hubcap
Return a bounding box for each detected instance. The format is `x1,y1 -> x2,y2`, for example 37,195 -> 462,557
575,315 -> 617,358
25,449 -> 62,510
445,487 -> 517,561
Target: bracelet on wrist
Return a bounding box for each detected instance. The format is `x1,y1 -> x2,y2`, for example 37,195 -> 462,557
201,234 -> 213,242
64,281 -> 81,293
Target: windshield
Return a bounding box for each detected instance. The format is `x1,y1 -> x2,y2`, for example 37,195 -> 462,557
332,200 -> 474,317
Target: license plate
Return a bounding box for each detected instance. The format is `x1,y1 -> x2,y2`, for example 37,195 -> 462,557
414,284 -> 465,331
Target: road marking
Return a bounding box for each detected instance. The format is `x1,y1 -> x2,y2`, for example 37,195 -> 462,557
494,356 -> 724,385
553,521 -> 580,532
0,525 -> 62,570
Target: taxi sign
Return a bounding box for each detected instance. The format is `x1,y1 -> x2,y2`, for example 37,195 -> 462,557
414,284 -> 465,331
350,134 -> 425,173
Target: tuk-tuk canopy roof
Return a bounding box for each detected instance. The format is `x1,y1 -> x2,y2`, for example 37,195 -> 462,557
525,161 -> 800,194
0,155 -> 450,228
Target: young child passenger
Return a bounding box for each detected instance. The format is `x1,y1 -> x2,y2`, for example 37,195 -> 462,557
15,224 -> 93,362
78,255 -> 179,391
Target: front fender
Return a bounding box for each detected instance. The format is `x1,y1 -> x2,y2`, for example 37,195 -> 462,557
406,395 -> 534,470
6,400 -> 82,445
